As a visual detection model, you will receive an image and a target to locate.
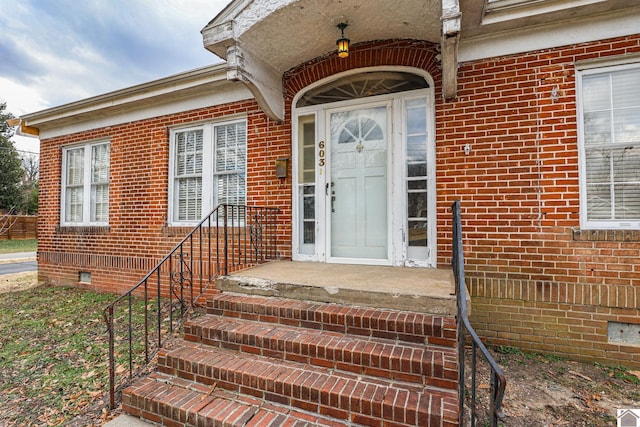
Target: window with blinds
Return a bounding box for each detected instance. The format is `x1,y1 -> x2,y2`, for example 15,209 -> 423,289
91,144 -> 110,222
579,64 -> 640,229
174,129 -> 204,221
214,122 -> 246,206
62,141 -> 110,226
169,120 -> 247,224
65,147 -> 85,223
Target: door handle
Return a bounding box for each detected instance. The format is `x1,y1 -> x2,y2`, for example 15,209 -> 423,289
326,182 -> 335,195
330,182 -> 335,212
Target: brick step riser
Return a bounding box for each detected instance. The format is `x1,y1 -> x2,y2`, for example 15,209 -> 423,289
123,374 -> 352,427
183,319 -> 458,390
206,294 -> 457,348
155,343 -> 458,427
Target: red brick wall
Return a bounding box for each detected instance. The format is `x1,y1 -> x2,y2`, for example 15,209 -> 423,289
38,99 -> 291,295
283,37 -> 640,366
437,34 -> 640,366
38,35 -> 640,366
284,39 -> 441,99
39,39 -> 442,297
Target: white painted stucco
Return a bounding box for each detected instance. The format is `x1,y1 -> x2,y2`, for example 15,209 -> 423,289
203,0 -> 443,74
459,7 -> 640,63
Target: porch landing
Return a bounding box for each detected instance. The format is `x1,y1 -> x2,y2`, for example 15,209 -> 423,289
217,261 -> 460,316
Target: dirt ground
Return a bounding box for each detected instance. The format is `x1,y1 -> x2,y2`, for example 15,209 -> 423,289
468,346 -> 640,426
1,272 -> 639,426
0,271 -> 41,295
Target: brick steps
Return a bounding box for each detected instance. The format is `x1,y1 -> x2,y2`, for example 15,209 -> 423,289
123,372 -> 349,426
156,339 -> 457,426
123,292 -> 460,426
184,315 -> 458,389
206,293 -> 457,348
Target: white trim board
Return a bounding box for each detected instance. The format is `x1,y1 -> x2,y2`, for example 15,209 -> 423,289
459,9 -> 640,63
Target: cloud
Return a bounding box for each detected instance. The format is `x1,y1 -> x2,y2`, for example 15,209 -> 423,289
0,77 -> 48,119
0,38 -> 44,81
0,0 -> 229,153
0,0 -> 227,115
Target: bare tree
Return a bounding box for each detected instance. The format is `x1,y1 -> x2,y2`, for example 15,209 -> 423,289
21,152 -> 39,184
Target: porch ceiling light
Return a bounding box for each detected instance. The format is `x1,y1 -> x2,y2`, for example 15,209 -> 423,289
336,23 -> 350,58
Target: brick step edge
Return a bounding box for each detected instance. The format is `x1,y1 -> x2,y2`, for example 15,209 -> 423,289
158,340 -> 458,427
122,373 -> 351,427
184,315 -> 458,390
207,293 -> 457,348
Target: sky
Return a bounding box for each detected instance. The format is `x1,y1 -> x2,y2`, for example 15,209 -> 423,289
0,0 -> 231,154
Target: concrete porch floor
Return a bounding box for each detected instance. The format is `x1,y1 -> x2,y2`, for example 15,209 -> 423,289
216,261 -> 461,316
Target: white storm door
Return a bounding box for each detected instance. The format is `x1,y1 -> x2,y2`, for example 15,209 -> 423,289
328,105 -> 389,261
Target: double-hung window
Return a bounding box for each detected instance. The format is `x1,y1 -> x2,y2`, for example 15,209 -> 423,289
170,120 -> 246,224
174,129 -> 204,222
577,62 -> 640,229
61,141 -> 110,226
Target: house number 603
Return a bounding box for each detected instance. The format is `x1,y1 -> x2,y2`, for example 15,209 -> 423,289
318,141 -> 325,166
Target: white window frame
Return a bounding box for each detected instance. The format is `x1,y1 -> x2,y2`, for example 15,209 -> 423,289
168,118 -> 247,225
171,125 -> 206,223
60,140 -> 110,226
577,60 -> 640,230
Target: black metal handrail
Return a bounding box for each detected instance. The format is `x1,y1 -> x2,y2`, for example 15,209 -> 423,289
452,200 -> 506,426
103,204 -> 279,409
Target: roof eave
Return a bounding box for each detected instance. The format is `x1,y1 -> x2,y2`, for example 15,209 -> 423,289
21,63 -> 228,129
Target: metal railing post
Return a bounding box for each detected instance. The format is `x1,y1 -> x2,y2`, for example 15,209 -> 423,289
451,200 -> 506,426
105,305 -> 115,409
223,205 -> 229,275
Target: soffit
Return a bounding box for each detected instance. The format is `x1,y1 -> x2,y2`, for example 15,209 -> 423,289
202,0 -> 442,74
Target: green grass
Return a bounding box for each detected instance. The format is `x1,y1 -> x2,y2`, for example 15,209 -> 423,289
495,345 -> 568,363
543,353 -> 566,363
495,345 -> 523,355
0,284 -> 150,425
0,238 -> 37,254
595,362 -> 640,385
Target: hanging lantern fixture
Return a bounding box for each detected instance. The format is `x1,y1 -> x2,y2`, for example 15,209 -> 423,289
336,23 -> 350,58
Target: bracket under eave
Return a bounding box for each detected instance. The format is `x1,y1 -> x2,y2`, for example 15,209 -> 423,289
441,0 -> 461,100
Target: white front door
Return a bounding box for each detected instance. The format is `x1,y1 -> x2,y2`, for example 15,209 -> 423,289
328,106 -> 389,261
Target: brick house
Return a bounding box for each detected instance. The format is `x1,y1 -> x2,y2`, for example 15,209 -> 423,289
16,0 -> 640,374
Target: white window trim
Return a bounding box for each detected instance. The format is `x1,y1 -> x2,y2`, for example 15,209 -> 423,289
168,118 -> 247,226
402,94 -> 436,268
576,60 -> 640,230
60,140 -> 110,227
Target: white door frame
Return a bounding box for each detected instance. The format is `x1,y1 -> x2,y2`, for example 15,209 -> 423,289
291,66 -> 436,267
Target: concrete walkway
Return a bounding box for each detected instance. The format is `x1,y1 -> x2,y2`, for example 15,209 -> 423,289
104,414 -> 153,426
